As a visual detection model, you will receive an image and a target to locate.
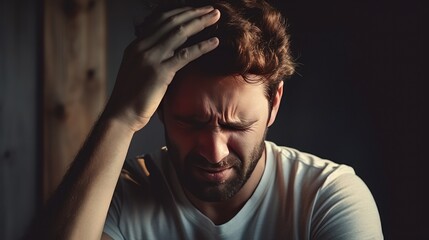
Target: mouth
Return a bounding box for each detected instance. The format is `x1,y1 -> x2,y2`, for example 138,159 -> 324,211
192,166 -> 234,183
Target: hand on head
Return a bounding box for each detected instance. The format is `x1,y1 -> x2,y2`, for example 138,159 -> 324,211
105,6 -> 220,132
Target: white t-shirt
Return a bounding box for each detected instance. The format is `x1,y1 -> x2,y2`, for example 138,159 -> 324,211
104,141 -> 383,239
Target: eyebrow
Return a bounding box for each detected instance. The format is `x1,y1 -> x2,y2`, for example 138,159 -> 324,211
174,115 -> 257,129
219,120 -> 257,129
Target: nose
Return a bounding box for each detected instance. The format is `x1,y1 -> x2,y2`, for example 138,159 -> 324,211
196,129 -> 229,164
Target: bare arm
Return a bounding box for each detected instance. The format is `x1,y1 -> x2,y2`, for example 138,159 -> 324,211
30,6 -> 220,240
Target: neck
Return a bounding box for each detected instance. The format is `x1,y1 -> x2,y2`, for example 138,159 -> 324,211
184,149 -> 266,225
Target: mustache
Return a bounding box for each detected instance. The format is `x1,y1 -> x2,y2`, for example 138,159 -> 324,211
185,154 -> 242,169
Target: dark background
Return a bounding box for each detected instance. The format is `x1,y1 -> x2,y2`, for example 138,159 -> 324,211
272,0 -> 427,238
1,0 -> 426,239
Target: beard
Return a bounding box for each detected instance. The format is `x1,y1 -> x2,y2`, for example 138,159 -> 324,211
165,131 -> 266,202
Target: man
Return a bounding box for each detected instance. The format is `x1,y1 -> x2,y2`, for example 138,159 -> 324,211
34,0 -> 383,239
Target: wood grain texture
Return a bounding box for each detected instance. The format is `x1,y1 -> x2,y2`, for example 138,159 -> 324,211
43,0 -> 106,201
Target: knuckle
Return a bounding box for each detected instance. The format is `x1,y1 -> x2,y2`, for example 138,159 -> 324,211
194,16 -> 207,30
165,51 -> 175,59
177,48 -> 189,60
173,24 -> 186,36
166,15 -> 180,25
197,42 -> 206,52
197,14 -> 206,22
189,8 -> 199,14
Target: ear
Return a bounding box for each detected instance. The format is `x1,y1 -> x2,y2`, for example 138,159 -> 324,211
267,81 -> 284,127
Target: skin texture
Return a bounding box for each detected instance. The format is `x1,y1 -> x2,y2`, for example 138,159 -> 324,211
106,6 -> 221,132
160,72 -> 283,224
30,6 -> 223,240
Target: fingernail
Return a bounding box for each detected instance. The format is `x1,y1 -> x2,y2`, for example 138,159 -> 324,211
209,37 -> 219,44
209,9 -> 220,16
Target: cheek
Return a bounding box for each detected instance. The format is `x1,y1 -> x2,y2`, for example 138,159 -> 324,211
228,130 -> 261,160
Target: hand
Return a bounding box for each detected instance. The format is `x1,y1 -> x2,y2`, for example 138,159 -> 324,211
105,6 -> 220,132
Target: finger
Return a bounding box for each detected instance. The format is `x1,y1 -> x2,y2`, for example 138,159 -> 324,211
154,5 -> 215,37
154,9 -> 221,59
137,6 -> 216,51
134,7 -> 193,38
164,37 -> 219,72
155,7 -> 196,27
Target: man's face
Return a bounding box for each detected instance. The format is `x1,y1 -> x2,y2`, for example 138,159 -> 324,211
161,72 -> 275,202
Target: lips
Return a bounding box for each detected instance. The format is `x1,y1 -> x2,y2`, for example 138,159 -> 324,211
192,166 -> 234,183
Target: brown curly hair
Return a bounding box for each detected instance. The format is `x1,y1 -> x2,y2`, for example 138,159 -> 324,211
161,0 -> 295,107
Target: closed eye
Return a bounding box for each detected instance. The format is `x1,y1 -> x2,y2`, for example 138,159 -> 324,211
174,115 -> 256,132
220,123 -> 253,132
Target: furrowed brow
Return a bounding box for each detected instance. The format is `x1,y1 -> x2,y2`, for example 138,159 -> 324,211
220,119 -> 258,129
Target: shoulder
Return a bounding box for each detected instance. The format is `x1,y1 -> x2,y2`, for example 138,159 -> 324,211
104,148 -> 174,239
266,141 -> 355,185
310,173 -> 384,239
265,141 -> 383,239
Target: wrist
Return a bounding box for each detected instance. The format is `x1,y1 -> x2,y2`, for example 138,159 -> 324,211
100,104 -> 150,133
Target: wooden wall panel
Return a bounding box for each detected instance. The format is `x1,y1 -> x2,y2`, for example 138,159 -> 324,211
43,0 -> 106,200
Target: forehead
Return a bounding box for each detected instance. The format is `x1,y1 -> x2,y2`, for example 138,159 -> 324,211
164,72 -> 268,119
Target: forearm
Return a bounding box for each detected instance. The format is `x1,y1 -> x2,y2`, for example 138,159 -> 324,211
38,112 -> 135,240
27,5 -> 221,239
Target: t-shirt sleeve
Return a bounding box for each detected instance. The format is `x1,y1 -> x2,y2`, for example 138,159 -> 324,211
103,180 -> 126,240
310,173 -> 384,240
